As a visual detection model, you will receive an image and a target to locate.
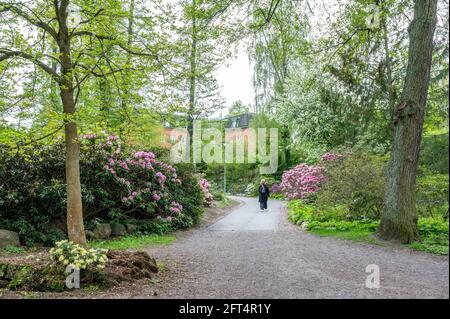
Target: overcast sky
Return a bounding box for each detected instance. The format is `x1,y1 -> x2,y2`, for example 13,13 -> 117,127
215,46 -> 254,115
213,0 -> 344,116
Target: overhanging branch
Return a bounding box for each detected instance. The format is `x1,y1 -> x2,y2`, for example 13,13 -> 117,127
0,49 -> 61,82
0,2 -> 58,41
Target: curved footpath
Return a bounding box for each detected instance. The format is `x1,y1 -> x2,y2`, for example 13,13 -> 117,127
140,196 -> 449,299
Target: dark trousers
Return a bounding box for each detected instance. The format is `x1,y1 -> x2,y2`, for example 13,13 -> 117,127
260,200 -> 268,210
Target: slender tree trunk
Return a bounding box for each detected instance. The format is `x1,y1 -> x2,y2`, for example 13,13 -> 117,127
187,0 -> 197,167
121,0 -> 135,112
377,0 -> 438,243
58,0 -> 87,246
381,15 -> 396,122
51,46 -> 62,112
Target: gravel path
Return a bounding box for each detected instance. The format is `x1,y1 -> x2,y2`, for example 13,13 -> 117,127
143,196 -> 449,299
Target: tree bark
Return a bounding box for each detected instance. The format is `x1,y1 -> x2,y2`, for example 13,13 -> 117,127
121,0 -> 135,112
377,0 -> 438,243
187,0 -> 197,167
58,0 -> 87,246
381,13 -> 396,122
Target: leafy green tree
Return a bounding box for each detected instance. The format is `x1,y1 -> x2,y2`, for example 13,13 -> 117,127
378,0 -> 439,243
228,100 -> 249,116
0,0 -> 163,245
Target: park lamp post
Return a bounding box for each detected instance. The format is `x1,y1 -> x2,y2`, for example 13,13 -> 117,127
223,139 -> 227,195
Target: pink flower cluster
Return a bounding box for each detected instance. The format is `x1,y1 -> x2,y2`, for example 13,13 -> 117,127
83,135 -> 193,221
321,152 -> 341,162
122,191 -> 139,203
152,192 -> 161,201
270,183 -> 281,194
169,201 -> 183,214
101,144 -> 178,205
129,151 -> 156,170
82,133 -> 97,140
199,178 -> 213,206
156,172 -> 167,185
280,164 -> 326,200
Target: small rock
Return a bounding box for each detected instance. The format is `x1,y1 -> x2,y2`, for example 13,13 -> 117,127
0,229 -> 20,249
85,230 -> 95,240
111,223 -> 127,237
126,224 -> 137,234
300,222 -> 309,230
93,224 -> 111,239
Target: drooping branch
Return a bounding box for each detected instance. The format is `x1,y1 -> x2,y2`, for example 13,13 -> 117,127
0,2 -> 58,41
0,49 -> 61,82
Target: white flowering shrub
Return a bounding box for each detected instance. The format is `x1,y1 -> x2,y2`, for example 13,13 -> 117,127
49,240 -> 108,270
244,183 -> 256,196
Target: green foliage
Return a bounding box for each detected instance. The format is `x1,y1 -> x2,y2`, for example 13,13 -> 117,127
1,246 -> 26,255
135,220 -> 176,235
288,200 -> 351,224
49,240 -> 108,270
89,234 -> 176,250
288,200 -> 379,232
0,137 -> 204,246
288,200 -> 449,255
317,152 -> 388,220
416,174 -> 449,218
217,196 -> 232,208
227,100 -> 250,116
419,132 -> 449,174
410,217 -> 449,255
307,220 -> 379,232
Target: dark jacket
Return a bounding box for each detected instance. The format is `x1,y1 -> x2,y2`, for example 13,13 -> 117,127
258,184 -> 270,202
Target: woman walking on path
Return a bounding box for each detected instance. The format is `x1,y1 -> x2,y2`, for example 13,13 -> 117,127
258,179 -> 270,212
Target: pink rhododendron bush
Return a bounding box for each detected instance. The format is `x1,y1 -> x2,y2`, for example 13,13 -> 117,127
320,152 -> 343,162
198,178 -> 213,207
0,135 -> 205,246
270,183 -> 281,194
81,134 -> 205,229
280,164 -> 326,200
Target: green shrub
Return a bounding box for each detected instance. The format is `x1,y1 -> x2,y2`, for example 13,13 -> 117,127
49,240 -> 108,270
136,220 -> 175,235
317,152 -> 388,220
289,199 -> 449,255
419,132 -> 449,174
417,216 -> 449,238
416,174 -> 449,218
410,217 -> 449,255
1,245 -> 26,254
287,200 -> 351,224
288,200 -> 379,231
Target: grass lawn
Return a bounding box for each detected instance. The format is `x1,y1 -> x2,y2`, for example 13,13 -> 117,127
217,196 -> 232,208
310,229 -> 383,245
310,228 -> 448,255
409,241 -> 449,255
89,234 -> 176,250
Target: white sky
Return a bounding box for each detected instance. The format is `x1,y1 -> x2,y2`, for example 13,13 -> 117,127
213,0 -> 343,116
215,46 -> 254,115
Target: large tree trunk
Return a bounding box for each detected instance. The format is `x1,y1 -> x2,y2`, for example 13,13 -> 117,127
61,89 -> 86,246
58,0 -> 87,246
377,0 -> 438,243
